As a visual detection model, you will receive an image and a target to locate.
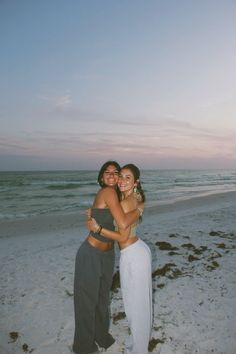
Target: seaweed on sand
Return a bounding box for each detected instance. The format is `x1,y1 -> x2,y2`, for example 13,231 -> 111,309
9,331 -> 19,343
148,337 -> 165,352
112,311 -> 126,323
156,241 -> 178,251
111,270 -> 120,292
152,263 -> 183,279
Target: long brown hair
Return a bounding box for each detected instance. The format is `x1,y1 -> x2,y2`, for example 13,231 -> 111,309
97,160 -> 121,199
122,163 -> 145,202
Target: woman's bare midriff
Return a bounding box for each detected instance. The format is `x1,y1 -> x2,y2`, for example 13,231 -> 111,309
119,236 -> 138,250
87,234 -> 114,251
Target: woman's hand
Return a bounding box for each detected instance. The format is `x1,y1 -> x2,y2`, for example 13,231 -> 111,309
87,217 -> 99,232
86,208 -> 92,219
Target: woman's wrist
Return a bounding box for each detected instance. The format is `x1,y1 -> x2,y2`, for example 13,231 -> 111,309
97,225 -> 102,234
94,222 -> 102,234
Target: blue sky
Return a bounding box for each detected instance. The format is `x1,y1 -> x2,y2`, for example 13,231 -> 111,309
0,0 -> 235,170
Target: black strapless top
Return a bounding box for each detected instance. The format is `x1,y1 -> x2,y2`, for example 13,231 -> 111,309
90,208 -> 115,243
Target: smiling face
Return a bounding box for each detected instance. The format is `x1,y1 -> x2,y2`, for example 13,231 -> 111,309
118,168 -> 137,196
101,164 -> 119,187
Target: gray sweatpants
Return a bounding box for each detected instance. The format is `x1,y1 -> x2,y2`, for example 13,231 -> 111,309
120,239 -> 153,354
73,240 -> 115,354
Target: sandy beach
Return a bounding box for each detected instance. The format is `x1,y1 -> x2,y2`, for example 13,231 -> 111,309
0,191 -> 236,354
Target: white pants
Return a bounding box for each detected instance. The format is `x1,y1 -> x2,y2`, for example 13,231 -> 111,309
120,239 -> 152,354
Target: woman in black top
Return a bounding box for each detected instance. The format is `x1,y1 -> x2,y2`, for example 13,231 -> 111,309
73,161 -> 143,354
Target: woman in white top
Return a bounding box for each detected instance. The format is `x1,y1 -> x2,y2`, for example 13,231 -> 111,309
73,161 -> 143,354
88,164 -> 152,354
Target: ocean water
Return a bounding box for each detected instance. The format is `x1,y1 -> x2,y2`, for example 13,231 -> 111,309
0,169 -> 236,221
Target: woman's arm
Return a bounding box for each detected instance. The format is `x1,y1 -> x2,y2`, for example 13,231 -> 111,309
102,188 -> 143,229
87,217 -> 130,242
88,198 -> 132,242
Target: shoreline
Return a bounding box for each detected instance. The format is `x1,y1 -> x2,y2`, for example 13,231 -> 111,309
147,189 -> 236,215
1,190 -> 236,239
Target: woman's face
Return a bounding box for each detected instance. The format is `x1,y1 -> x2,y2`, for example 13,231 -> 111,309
118,168 -> 136,194
102,164 -> 119,187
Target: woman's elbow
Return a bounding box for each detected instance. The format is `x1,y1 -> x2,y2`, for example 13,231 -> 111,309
119,234 -> 129,242
118,220 -> 130,229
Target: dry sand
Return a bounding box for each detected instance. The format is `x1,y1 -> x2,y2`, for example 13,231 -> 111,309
0,191 -> 236,354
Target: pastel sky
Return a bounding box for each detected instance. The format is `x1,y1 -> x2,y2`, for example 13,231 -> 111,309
0,0 -> 236,170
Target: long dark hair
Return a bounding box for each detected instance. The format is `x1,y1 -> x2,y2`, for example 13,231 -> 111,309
122,163 -> 145,202
97,161 -> 121,200
97,160 -> 121,186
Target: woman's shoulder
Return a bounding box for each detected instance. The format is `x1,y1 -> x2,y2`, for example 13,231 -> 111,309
98,186 -> 117,196
95,186 -> 118,205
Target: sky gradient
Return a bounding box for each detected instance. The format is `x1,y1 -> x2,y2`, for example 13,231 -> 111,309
1,0 -> 236,170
